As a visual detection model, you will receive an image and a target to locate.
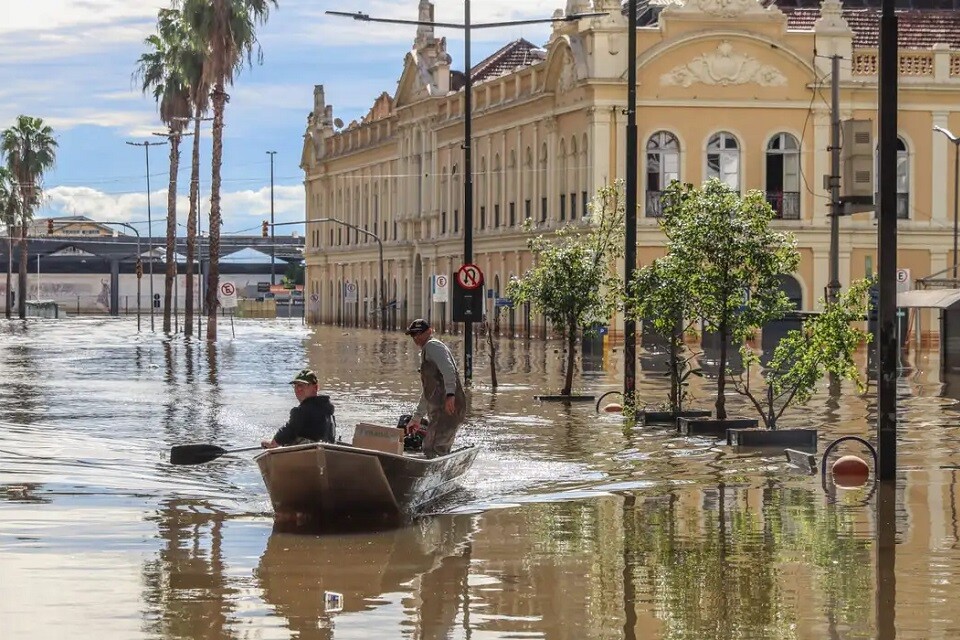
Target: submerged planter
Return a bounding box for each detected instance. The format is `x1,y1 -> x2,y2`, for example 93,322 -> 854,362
640,409 -> 711,427
678,417 -> 759,437
727,428 -> 819,449
534,394 -> 597,403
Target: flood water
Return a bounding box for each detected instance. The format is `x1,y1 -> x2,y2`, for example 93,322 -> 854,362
2,318 -> 960,639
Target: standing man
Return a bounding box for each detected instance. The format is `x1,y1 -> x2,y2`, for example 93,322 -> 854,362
405,319 -> 466,458
261,369 -> 336,448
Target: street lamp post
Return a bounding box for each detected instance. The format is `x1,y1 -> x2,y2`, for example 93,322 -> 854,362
267,151 -> 277,285
126,139 -> 167,331
624,0 -> 638,407
271,217 -> 386,330
935,125 -> 960,280
327,4 -> 606,381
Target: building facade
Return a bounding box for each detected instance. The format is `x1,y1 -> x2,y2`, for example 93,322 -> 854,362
301,0 -> 960,337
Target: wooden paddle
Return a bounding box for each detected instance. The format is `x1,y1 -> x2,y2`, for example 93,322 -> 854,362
169,444 -> 263,465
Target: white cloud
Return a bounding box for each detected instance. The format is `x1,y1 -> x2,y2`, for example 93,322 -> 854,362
0,0 -> 159,33
43,183 -> 305,233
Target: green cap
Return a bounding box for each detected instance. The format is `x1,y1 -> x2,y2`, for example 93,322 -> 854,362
289,369 -> 318,385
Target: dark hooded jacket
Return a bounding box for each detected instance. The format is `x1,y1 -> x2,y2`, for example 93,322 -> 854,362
272,395 -> 336,445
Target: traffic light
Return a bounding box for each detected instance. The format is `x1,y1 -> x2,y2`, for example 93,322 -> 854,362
47,219 -> 54,235
136,259 -> 143,279
262,220 -> 269,238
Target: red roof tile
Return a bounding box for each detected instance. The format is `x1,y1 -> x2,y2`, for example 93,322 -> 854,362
782,7 -> 960,48
469,39 -> 547,84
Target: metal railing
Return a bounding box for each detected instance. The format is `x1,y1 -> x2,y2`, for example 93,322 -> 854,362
765,191 -> 801,220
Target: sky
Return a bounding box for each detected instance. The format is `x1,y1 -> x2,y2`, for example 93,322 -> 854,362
0,0 -> 563,238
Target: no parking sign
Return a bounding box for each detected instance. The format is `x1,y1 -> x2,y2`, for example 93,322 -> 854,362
218,281 -> 237,309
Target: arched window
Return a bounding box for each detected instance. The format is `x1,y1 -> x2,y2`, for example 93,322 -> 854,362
538,143 -> 548,222
479,157 -> 488,231
508,150 -> 517,226
524,147 -> 534,222
558,140 -> 567,221
494,154 -> 503,228
451,164 -> 461,235
874,136 -> 910,219
440,165 -> 448,235
646,131 -> 680,218
707,131 -> 740,191
569,136 -> 579,220
765,133 -> 800,219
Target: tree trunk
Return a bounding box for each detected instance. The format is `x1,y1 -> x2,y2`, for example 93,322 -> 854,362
669,330 -> 680,413
562,320 -> 577,396
184,114 -> 201,338
716,314 -> 728,420
17,221 -> 27,319
206,85 -> 226,342
163,134 -> 181,334
5,229 -> 12,319
485,321 -> 498,389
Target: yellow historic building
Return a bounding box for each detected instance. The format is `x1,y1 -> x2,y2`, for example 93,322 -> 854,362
301,0 -> 960,337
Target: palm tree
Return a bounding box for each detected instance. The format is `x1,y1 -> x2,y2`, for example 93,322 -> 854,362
179,0 -> 277,341
1,116 -> 57,320
0,167 -> 22,319
135,8 -> 197,334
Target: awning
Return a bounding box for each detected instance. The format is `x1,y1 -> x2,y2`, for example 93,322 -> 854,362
897,288 -> 960,309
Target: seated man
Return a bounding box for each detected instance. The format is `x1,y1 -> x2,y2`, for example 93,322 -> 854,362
261,369 -> 336,448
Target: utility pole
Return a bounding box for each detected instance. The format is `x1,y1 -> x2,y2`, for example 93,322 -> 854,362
624,0 -> 638,408
826,54 -> 842,305
267,151 -> 277,285
877,0 -> 898,481
126,139 -> 167,331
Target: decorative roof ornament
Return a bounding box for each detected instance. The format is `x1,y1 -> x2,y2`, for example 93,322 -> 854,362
814,0 -> 851,33
662,0 -> 783,19
660,41 -> 788,87
415,0 -> 435,50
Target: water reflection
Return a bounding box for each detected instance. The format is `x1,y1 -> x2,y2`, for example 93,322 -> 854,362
7,320 -> 960,639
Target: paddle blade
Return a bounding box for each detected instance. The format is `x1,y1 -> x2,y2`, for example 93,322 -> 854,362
170,444 -> 228,465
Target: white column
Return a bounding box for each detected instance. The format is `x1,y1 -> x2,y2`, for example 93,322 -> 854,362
588,107 -> 612,192
933,111 -> 950,224
812,250 -> 829,310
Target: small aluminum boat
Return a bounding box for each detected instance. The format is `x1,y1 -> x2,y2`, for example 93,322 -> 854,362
254,441 -> 477,520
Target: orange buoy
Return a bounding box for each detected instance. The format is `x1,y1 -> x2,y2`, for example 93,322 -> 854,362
831,455 -> 870,488
603,403 -> 623,413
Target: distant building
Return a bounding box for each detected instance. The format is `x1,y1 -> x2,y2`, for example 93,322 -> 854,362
302,0 -> 960,339
28,215 -> 119,238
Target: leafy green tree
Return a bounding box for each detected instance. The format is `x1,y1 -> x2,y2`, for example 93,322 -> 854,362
135,7 -> 200,334
0,167 -> 22,319
1,115 -> 57,319
627,253 -> 702,416
507,184 -> 624,396
730,279 -> 872,429
179,0 -> 277,341
661,179 -> 799,419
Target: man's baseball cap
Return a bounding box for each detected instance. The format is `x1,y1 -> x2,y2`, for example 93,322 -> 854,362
405,318 -> 430,336
289,369 -> 318,385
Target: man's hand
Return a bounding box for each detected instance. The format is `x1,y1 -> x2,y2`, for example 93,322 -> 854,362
405,417 -> 421,435
444,395 -> 456,415
261,439 -> 278,449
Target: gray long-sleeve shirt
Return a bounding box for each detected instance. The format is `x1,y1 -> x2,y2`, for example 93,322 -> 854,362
414,338 -> 462,419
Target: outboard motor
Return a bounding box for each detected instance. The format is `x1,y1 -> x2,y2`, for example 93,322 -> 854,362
396,414 -> 429,451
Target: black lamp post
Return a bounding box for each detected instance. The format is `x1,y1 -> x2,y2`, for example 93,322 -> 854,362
327,3 -> 606,382
624,0 -> 638,409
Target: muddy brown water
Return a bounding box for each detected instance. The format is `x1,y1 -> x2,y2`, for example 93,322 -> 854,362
2,318 -> 960,639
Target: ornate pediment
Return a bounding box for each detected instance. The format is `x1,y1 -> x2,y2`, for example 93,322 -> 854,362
660,41 -> 787,87
661,0 -> 782,19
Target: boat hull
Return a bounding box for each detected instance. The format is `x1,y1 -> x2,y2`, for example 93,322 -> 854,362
254,442 -> 477,520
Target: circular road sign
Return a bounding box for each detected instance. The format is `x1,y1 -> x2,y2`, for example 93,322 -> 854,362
310,293 -> 320,303
896,269 -> 909,283
219,282 -> 236,297
345,282 -> 358,293
456,263 -> 483,290
435,274 -> 448,288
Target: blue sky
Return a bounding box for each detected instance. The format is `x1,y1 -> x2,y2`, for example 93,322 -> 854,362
0,0 -> 560,237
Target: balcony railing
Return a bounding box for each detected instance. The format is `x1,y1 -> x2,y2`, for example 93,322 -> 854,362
765,191 -> 800,220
